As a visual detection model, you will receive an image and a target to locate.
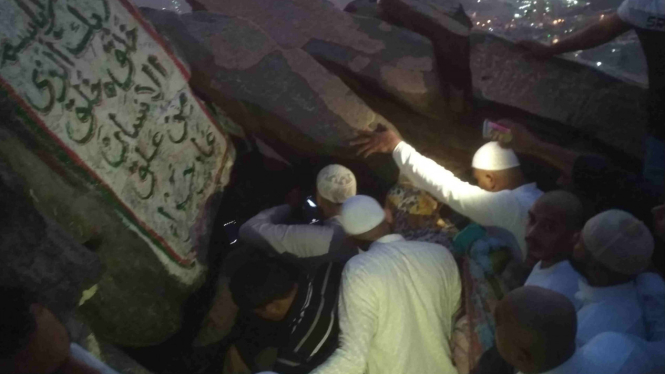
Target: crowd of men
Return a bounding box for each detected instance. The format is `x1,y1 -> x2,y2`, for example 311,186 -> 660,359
224,115 -> 665,374
0,0 -> 663,373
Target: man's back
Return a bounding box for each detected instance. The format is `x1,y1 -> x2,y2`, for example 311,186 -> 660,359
317,234 -> 461,374
576,280 -> 647,344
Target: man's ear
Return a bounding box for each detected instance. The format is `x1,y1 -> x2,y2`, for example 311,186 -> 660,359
384,206 -> 394,226
515,346 -> 533,369
486,172 -> 496,191
568,231 -> 581,248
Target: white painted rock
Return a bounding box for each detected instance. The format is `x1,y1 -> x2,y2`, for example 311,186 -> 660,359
0,0 -> 235,345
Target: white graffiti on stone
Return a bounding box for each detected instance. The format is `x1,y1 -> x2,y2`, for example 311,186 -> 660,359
0,0 -> 230,267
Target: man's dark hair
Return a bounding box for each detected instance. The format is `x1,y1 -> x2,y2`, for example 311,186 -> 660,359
229,259 -> 300,311
0,286 -> 37,359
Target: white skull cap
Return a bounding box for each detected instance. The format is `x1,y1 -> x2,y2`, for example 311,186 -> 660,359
316,164 -> 357,204
340,195 -> 386,236
582,209 -> 654,275
472,141 -> 521,171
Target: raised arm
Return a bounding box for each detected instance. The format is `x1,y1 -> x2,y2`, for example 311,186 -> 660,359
352,128 -> 523,229
496,120 -> 580,178
239,205 -> 335,258
518,13 -> 631,57
393,141 -> 523,229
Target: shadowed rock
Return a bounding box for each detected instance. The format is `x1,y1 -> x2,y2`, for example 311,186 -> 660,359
378,0 -> 473,113
470,32 -> 648,159
142,9 -> 399,182
185,0 -> 449,118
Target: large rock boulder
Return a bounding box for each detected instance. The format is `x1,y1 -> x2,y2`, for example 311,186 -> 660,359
142,9 -> 399,181
0,167 -> 102,322
186,0 -> 448,119
0,0 -> 234,346
470,32 -> 648,159
378,0 -> 474,112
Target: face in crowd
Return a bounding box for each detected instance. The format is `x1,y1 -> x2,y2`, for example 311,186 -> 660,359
524,191 -> 584,264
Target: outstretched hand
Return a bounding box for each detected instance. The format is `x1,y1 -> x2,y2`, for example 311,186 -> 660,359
350,125 -> 402,158
495,119 -> 541,153
517,40 -> 556,58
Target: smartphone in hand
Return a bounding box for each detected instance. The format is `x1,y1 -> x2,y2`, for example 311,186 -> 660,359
482,119 -> 513,144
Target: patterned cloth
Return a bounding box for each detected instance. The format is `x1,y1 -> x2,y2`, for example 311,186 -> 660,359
385,182 -> 459,248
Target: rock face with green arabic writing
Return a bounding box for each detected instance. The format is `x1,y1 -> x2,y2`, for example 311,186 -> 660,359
0,0 -> 234,346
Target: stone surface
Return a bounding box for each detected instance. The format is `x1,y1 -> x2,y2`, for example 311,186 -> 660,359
68,320 -> 153,374
470,32 -> 648,159
0,169 -> 102,322
186,0 -> 448,119
344,0 -> 381,17
142,9 -> 400,178
379,0 -> 473,113
0,0 -> 236,346
0,124 -> 194,346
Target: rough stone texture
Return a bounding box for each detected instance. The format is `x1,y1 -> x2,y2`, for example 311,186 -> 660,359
470,32 -> 648,159
344,0 -> 381,17
0,123 -> 198,346
302,16 -> 444,118
186,0 -> 448,119
68,319 -> 153,374
0,168 -> 102,322
379,0 -> 474,113
142,9 -> 400,182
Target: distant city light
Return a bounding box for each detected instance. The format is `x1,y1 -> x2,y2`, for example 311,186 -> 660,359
487,20 -> 491,23
476,22 -> 480,25
553,39 -> 559,43
612,49 -> 617,52
596,62 -> 602,66
514,13 -> 522,18
600,14 -> 605,20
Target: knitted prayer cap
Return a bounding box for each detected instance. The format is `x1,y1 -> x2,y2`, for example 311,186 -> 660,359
582,209 -> 654,275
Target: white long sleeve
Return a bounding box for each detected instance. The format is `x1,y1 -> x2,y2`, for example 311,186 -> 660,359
393,141 -> 542,259
238,205 -> 337,258
636,272 -> 665,341
310,260 -> 379,374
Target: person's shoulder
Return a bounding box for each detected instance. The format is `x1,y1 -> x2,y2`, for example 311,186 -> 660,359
618,0 -> 665,28
582,332 -> 651,371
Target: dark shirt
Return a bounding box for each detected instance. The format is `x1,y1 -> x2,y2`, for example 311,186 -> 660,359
572,155 -> 662,226
235,261 -> 344,374
618,0 -> 665,139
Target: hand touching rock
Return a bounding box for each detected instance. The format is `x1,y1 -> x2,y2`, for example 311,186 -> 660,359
351,125 -> 402,158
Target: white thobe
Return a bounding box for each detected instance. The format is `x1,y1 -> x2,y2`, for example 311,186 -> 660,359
576,280 -> 646,345
393,141 -> 543,260
239,205 -> 348,258
518,332 -> 660,374
525,260 -> 584,310
311,234 -> 461,374
636,272 -> 665,341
